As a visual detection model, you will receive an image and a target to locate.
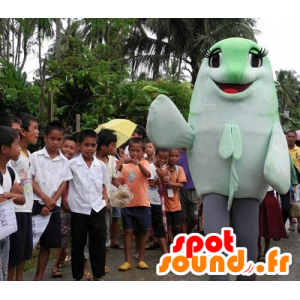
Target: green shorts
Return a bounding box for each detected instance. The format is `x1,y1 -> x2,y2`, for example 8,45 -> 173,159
179,189 -> 199,221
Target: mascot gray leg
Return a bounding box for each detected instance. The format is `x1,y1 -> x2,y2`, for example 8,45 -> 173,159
203,194 -> 259,281
231,198 -> 259,281
203,194 -> 230,281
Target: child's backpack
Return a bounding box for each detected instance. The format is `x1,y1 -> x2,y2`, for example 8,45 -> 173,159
0,166 -> 16,187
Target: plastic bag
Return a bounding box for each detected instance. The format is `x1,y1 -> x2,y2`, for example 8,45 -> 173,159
109,184 -> 133,208
289,202 -> 300,218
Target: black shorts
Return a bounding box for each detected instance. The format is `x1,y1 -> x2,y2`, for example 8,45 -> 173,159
150,204 -> 166,238
32,201 -> 61,249
166,210 -> 181,226
9,212 -> 33,266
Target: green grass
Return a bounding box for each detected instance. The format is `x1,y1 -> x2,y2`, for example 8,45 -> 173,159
24,246 -> 58,272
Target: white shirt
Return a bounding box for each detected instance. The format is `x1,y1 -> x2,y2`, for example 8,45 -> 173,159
10,151 -> 33,212
1,166 -> 20,193
68,154 -> 109,215
29,147 -> 73,206
111,156 -> 120,188
95,155 -> 117,198
148,163 -> 161,205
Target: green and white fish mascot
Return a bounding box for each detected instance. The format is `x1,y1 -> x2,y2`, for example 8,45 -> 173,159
146,37 -> 290,280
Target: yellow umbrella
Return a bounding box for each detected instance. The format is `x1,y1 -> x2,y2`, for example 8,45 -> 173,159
95,119 -> 137,148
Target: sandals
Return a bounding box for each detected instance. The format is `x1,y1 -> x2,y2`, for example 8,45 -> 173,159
110,243 -> 124,249
82,269 -> 107,280
58,255 -> 71,268
137,261 -> 149,269
146,241 -> 160,250
257,254 -> 265,262
83,272 -> 92,281
51,270 -> 63,278
118,262 -> 132,271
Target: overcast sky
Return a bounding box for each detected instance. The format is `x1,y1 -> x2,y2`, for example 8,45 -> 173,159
256,18 -> 300,77
5,0 -> 300,81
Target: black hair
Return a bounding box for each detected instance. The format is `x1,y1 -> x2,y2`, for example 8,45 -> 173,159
78,129 -> 98,144
63,135 -> 78,144
0,113 -> 22,127
44,121 -> 65,136
118,142 -> 127,150
97,129 -> 117,151
15,112 -> 37,131
133,125 -> 146,139
72,132 -> 80,143
129,137 -> 145,151
155,147 -> 169,156
169,148 -> 180,153
286,131 -> 297,137
0,125 -> 19,150
145,137 -> 153,144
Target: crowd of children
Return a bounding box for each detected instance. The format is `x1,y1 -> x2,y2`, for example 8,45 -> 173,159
1,113 -> 297,281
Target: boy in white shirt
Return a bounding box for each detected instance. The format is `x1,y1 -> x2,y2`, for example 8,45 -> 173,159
30,121 -> 72,281
8,113 -> 39,281
0,126 -> 25,281
148,147 -> 169,255
96,129 -> 122,250
66,130 -> 109,281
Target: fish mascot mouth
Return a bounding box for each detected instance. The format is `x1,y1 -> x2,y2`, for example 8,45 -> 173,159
214,81 -> 253,94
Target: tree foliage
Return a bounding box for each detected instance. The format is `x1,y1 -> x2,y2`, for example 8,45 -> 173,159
1,18 -> 300,133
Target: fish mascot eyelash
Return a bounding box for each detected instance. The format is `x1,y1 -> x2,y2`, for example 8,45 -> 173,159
255,47 -> 269,57
204,46 -> 269,58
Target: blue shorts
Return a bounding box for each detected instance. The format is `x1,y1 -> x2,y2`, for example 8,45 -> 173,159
9,212 -> 33,266
112,207 -> 121,218
121,206 -> 151,232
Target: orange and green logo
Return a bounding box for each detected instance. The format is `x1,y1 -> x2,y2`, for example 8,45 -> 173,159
157,228 -> 292,276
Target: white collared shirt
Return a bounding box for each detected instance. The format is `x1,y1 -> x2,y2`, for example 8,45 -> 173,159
29,147 -> 73,206
95,155 -> 118,198
148,163 -> 161,205
11,150 -> 33,212
68,154 -> 109,215
1,166 -> 20,193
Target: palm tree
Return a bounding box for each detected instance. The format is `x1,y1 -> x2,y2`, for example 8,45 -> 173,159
143,18 -> 174,80
275,69 -> 300,124
17,18 -> 37,71
0,18 -> 11,61
123,18 -> 258,85
162,58 -> 187,81
124,18 -> 174,81
55,18 -> 62,59
79,18 -> 106,49
47,19 -> 81,56
33,18 -> 54,133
